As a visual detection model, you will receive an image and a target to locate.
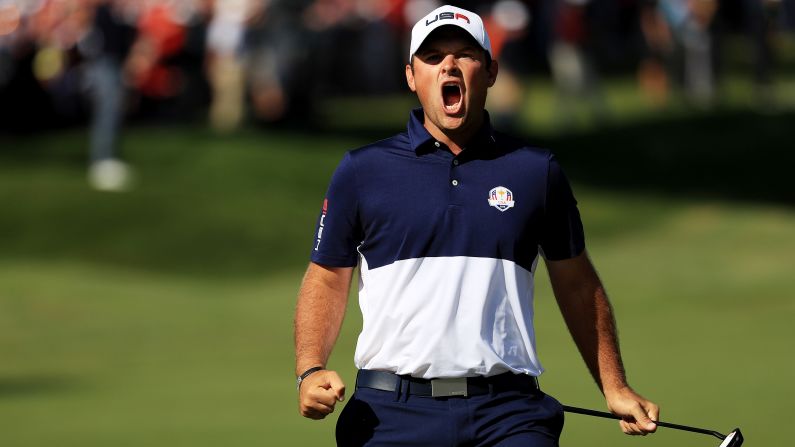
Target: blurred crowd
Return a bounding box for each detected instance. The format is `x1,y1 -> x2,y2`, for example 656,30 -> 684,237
1,0 -> 794,136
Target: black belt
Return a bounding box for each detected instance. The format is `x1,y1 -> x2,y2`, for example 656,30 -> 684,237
356,369 -> 540,398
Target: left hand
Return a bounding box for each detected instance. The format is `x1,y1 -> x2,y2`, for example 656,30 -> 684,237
605,386 -> 659,436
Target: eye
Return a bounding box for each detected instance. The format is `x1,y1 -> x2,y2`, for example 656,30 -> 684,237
422,53 -> 443,64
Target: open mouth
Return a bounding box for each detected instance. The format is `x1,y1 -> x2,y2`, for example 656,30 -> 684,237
442,82 -> 462,113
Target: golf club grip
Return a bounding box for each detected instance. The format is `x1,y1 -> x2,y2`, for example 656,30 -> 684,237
561,405 -> 725,440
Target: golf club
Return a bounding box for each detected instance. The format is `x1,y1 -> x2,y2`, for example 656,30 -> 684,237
562,405 -> 743,447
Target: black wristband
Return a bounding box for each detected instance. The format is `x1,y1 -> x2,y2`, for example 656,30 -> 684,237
296,366 -> 324,390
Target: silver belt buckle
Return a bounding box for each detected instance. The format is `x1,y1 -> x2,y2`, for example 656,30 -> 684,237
431,378 -> 468,397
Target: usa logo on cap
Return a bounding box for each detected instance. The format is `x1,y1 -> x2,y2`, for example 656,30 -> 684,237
488,186 -> 515,212
408,5 -> 492,62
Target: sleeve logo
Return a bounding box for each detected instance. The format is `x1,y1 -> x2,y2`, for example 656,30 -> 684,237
488,186 -> 515,212
314,199 -> 328,251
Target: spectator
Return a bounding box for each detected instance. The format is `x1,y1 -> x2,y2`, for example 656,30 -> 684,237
659,0 -> 718,106
82,0 -> 137,191
548,0 -> 607,126
207,0 -> 249,132
243,0 -> 316,124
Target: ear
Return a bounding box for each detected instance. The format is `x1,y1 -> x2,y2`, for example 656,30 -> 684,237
487,59 -> 499,88
405,64 -> 417,92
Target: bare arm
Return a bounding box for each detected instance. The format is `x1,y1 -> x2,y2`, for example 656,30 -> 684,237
545,250 -> 659,435
294,262 -> 354,419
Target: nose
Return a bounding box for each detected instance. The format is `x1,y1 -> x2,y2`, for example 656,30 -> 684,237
441,54 -> 460,76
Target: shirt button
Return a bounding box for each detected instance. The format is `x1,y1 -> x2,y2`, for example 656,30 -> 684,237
453,159 -> 459,166
451,179 -> 459,186
434,141 -> 440,148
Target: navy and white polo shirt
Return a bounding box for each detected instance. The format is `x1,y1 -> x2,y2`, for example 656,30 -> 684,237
311,109 -> 585,379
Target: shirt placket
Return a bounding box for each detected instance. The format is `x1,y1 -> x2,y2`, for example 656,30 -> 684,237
437,142 -> 466,207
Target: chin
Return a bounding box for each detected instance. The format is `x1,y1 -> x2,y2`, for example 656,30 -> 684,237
436,119 -> 462,132
442,114 -> 467,130
439,107 -> 466,122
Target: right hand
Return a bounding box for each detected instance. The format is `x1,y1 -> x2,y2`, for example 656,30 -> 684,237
605,386 -> 659,436
298,369 -> 346,419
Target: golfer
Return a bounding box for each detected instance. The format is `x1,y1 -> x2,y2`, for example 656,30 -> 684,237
295,5 -> 659,446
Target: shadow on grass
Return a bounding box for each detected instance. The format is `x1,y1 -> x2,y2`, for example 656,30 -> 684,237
317,109 -> 795,206
0,109 -> 790,279
0,374 -> 85,398
538,110 -> 795,205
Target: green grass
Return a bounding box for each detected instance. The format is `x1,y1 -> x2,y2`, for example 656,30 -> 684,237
1,120 -> 794,446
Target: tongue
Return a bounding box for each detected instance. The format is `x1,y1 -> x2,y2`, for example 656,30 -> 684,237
443,86 -> 461,107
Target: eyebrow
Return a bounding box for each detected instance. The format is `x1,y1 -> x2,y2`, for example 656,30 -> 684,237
416,43 -> 479,54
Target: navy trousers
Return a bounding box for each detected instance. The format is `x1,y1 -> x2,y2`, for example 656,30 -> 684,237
336,377 -> 564,446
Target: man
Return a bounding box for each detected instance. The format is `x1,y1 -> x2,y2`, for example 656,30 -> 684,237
83,0 -> 136,192
295,5 -> 659,446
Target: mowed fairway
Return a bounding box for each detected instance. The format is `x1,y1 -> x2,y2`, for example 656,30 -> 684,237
1,121 -> 793,446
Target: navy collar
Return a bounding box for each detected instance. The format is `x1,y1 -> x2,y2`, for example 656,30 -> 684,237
407,108 -> 497,154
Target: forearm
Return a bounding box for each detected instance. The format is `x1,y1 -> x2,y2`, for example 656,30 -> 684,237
548,252 -> 659,434
294,263 -> 352,375
558,280 -> 628,394
547,253 -> 628,394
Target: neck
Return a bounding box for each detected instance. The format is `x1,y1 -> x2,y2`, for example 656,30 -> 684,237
422,111 -> 483,156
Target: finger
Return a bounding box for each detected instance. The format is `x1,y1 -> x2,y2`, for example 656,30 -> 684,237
629,421 -> 649,436
633,403 -> 657,433
305,411 -> 325,420
296,370 -> 346,419
646,402 -> 660,426
302,370 -> 330,390
327,371 -> 346,402
300,387 -> 337,411
311,388 -> 341,407
621,420 -> 647,436
302,406 -> 330,420
301,400 -> 335,419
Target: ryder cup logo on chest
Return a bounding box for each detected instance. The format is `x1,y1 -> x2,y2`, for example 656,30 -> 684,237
488,186 -> 515,212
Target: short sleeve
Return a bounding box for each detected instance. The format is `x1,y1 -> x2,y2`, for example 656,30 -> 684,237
309,152 -> 363,267
539,155 -> 585,260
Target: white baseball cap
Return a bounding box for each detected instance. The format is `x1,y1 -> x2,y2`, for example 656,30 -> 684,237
408,5 -> 492,63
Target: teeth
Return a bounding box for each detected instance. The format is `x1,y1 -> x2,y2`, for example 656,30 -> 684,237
442,83 -> 462,110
